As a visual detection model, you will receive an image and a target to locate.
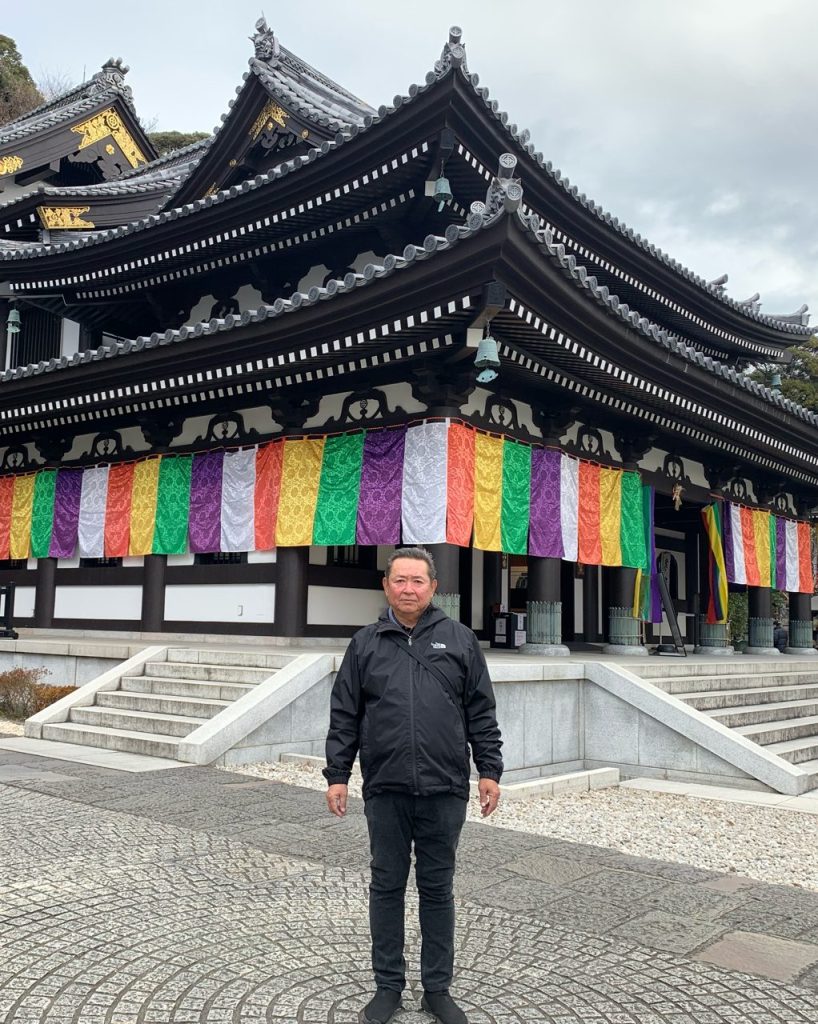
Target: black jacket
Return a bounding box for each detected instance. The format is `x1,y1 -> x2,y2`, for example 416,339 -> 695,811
324,605 -> 503,800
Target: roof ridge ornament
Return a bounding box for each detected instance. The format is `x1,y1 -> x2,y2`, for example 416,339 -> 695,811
483,153 -> 523,219
708,273 -> 728,294
434,26 -> 468,78
252,17 -> 281,62
97,58 -> 134,107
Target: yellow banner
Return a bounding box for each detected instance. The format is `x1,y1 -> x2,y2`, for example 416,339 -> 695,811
9,475 -> 35,560
473,433 -> 503,551
752,509 -> 771,587
129,459 -> 160,555
599,467 -> 623,566
276,438 -> 325,546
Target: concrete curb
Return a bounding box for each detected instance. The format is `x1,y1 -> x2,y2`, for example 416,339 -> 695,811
584,661 -> 813,796
177,654 -> 335,765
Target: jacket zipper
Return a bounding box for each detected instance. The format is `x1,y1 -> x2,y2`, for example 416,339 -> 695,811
407,636 -> 420,795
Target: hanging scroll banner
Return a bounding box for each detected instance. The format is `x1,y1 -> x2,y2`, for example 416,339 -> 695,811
313,433 -> 365,546
473,433 -> 503,551
276,438 -> 324,547
701,503 -> 728,624
221,449 -> 256,553
723,501 -> 813,594
30,469 -> 57,559
402,422 -> 448,545
446,423 -> 475,547
129,459 -> 160,556
10,475 -> 35,560
78,466 -> 110,558
356,427 -> 405,546
254,441 -> 284,551
153,456 -> 191,556
51,469 -> 83,558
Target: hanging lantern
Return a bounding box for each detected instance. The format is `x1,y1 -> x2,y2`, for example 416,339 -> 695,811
474,333 -> 500,383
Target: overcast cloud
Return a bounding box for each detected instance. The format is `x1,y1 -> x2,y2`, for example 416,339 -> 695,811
7,0 -> 818,326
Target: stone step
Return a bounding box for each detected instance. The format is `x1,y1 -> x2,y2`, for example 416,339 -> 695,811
126,675 -> 256,701
795,757 -> 818,777
764,735 -> 818,765
736,714 -> 818,746
678,682 -> 818,710
41,722 -> 180,759
648,672 -> 818,695
140,662 -> 272,684
97,690 -> 230,718
705,699 -> 818,729
638,660 -> 818,678
69,706 -> 203,738
166,648 -> 294,670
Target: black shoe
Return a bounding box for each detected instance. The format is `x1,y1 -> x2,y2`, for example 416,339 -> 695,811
421,990 -> 468,1024
359,988 -> 402,1024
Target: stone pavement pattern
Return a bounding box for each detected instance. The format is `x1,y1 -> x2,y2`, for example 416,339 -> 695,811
1,748 -> 818,1023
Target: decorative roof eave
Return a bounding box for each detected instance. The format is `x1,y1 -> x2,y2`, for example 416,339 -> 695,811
443,58 -> 812,339
509,207 -> 818,431
0,63 -> 454,268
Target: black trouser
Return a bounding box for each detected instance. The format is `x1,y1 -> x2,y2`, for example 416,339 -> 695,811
364,791 -> 468,993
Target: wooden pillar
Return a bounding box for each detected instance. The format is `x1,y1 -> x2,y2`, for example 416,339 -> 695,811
141,555 -> 166,633
787,591 -> 816,654
746,585 -> 778,654
274,546 -> 308,637
603,566 -> 646,654
522,556 -> 568,654
427,542 -> 461,622
34,557 -> 57,628
582,565 -> 601,643
482,551 -> 502,640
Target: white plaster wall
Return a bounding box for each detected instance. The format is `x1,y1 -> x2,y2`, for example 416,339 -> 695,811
639,447 -> 710,489
234,284 -> 264,311
308,585 -> 386,626
55,586 -> 142,620
123,556 -> 142,568
173,406 -> 276,446
187,293 -> 216,324
64,426 -> 146,461
13,586 -> 35,618
376,547 -> 392,571
165,584 -> 275,623
248,550 -> 276,564
573,577 -> 583,632
58,555 -> 80,569
310,547 -> 327,566
61,319 -> 80,359
167,553 -> 194,567
303,382 -> 425,430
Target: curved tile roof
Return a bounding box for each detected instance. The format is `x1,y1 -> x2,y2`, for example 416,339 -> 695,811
0,29 -> 811,339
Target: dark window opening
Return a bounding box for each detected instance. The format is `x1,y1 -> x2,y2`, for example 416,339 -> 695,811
79,557 -> 123,568
0,559 -> 26,570
327,545 -> 377,569
194,552 -> 247,565
10,306 -> 61,368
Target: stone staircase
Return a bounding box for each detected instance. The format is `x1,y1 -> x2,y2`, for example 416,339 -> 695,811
637,660 -> 818,788
39,649 -> 295,759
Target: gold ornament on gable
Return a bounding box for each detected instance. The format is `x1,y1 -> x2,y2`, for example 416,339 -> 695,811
71,108 -> 147,168
37,206 -> 96,229
0,155 -> 24,176
249,100 -> 288,140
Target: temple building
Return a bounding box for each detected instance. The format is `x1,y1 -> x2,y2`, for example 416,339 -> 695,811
0,22 -> 815,652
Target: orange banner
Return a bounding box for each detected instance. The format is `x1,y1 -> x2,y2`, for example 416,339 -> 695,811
577,461 -> 602,564
446,422 -> 475,547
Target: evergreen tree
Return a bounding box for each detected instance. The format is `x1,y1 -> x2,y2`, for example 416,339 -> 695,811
148,130 -> 209,156
0,36 -> 42,124
748,335 -> 818,414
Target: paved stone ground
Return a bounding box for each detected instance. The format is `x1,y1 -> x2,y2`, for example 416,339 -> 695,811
1,746 -> 818,1023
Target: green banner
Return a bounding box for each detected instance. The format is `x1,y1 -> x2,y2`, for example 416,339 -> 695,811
500,440 -> 531,555
313,433 -> 365,545
30,470 -> 57,559
153,456 -> 192,555
620,471 -> 647,569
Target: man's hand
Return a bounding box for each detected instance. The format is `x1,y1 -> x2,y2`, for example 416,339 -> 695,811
326,783 -> 348,817
478,778 -> 500,817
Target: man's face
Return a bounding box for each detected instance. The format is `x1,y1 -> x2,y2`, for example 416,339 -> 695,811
383,557 -> 438,622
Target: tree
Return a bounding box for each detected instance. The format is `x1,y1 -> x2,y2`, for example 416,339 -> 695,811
148,130 -> 209,156
0,35 -> 42,124
748,335 -> 818,413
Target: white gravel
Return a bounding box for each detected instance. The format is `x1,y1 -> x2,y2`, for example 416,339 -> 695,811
0,715 -> 24,737
220,759 -> 818,892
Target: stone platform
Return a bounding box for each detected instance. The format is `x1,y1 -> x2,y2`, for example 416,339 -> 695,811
1,741 -> 818,1023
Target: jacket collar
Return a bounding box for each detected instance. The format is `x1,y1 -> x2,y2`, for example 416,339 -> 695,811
376,603 -> 446,637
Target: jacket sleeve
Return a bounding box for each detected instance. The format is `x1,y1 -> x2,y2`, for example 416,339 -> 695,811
463,633 -> 503,782
323,639 -> 363,785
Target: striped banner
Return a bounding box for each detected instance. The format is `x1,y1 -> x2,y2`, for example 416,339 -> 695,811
0,427 -> 811,586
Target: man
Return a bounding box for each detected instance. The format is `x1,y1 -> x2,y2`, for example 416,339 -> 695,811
324,546 -> 503,1024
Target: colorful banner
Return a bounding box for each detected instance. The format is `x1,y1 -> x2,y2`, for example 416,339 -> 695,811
1,426 -> 811,585
701,503 -> 729,624
720,501 -> 813,594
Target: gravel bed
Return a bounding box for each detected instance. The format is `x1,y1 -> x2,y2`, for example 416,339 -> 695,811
221,759 -> 818,892
0,715 -> 24,736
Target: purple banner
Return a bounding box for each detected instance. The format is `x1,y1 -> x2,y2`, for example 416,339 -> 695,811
356,428 -> 405,545
529,448 -> 563,557
48,469 -> 83,558
722,501 -> 735,582
776,516 -> 787,590
188,451 -> 223,553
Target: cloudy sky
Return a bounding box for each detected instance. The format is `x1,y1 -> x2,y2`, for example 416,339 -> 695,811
7,0 -> 818,324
